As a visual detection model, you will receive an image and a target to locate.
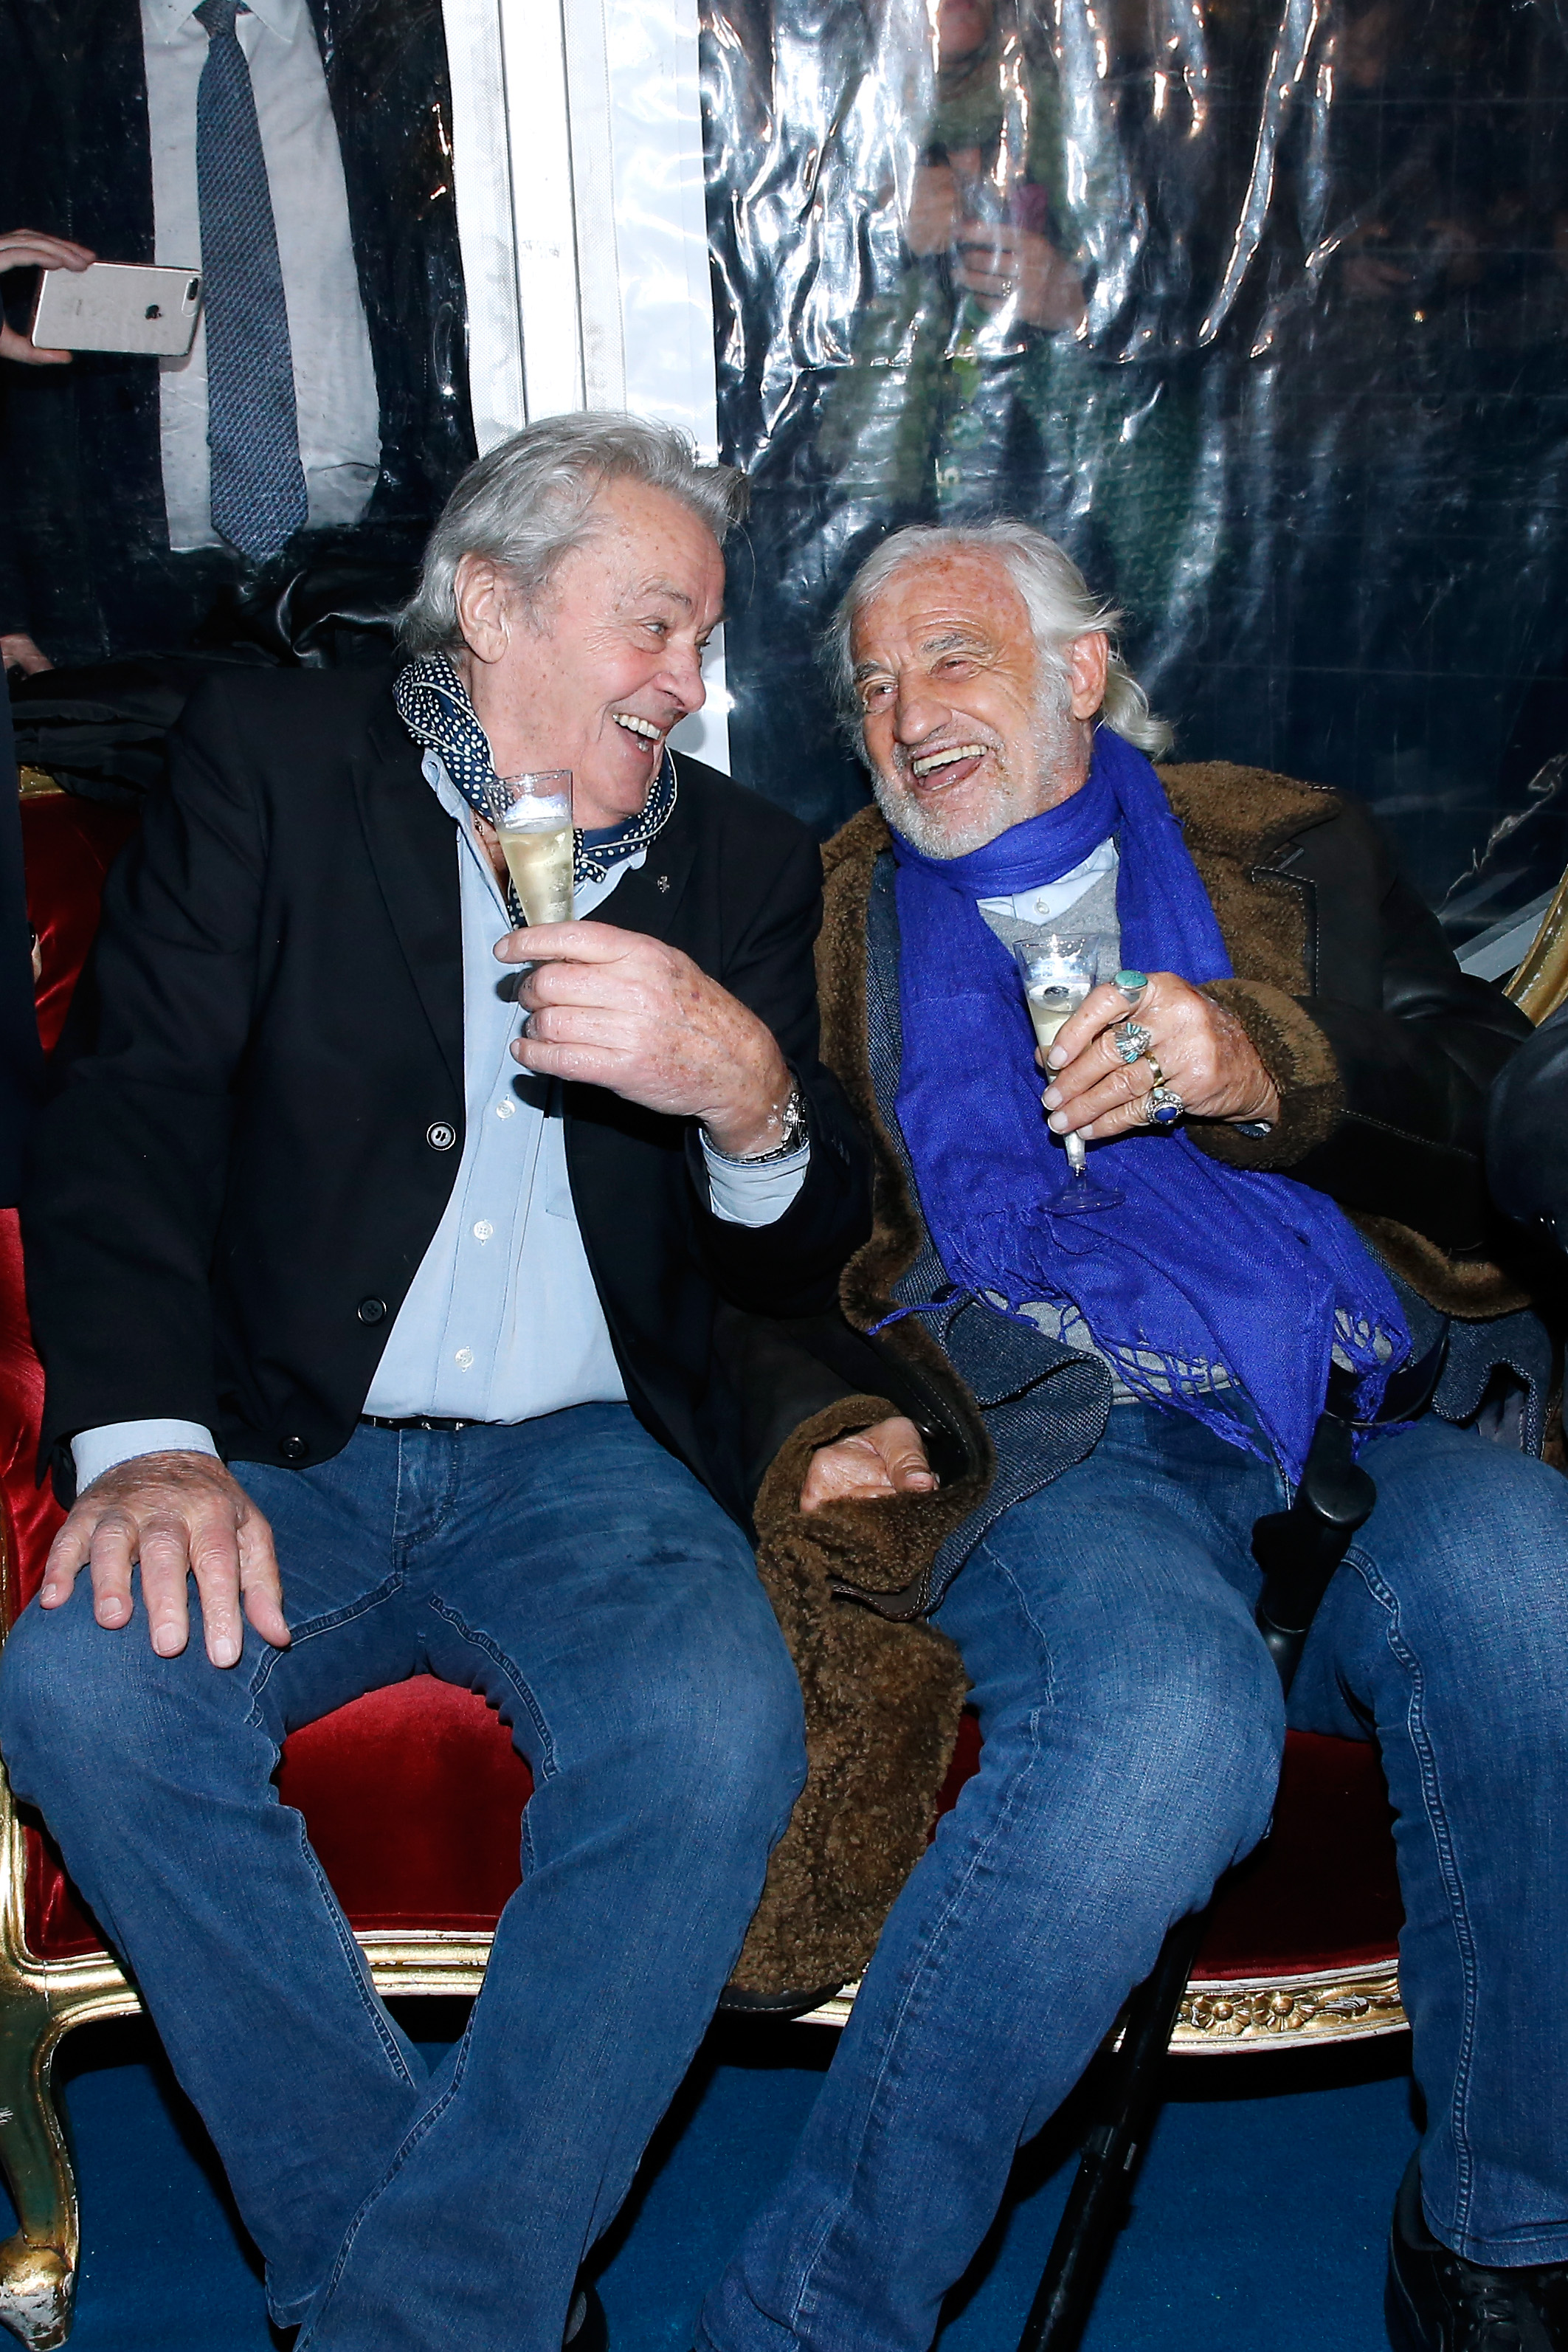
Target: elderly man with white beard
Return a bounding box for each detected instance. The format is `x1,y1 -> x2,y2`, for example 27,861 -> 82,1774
697,522 -> 1568,2352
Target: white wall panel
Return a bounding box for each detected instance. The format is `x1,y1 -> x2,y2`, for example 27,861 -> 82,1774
443,0 -> 729,765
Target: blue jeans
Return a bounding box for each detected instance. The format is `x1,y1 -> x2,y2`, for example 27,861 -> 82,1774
700,1403 -> 1568,2352
0,1408 -> 806,2351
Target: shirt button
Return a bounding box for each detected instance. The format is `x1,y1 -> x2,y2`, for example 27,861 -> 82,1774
496,1100 -> 517,1120
454,1347 -> 474,1370
472,1221 -> 494,1244
356,1297 -> 387,1325
280,1435 -> 308,1463
426,1122 -> 457,1151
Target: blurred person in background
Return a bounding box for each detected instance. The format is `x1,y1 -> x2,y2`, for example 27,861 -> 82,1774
0,0 -> 474,669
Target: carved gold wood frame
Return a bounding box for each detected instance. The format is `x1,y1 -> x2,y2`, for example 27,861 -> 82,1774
793,1962 -> 1407,2051
1506,865 -> 1568,1024
0,1744 -> 502,2351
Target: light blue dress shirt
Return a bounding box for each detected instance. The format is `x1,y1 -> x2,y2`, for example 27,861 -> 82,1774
72,753 -> 810,1488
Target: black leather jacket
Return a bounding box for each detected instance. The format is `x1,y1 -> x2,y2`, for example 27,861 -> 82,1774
1193,784 -> 1532,1255
1488,1000 -> 1568,1248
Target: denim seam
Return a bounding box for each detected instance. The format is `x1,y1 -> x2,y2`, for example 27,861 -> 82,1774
423,1593 -> 557,1779
1344,1542 -> 1482,2243
787,1695 -> 1047,2332
296,2011 -> 480,2348
290,1807 -> 421,2089
393,1434 -> 463,1556
970,1537 -> 1059,1710
245,1569 -> 408,1713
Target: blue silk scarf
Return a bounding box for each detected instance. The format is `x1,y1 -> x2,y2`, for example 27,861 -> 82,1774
890,725 -> 1409,1480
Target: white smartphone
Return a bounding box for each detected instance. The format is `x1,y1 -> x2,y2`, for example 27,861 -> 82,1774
30,261 -> 203,358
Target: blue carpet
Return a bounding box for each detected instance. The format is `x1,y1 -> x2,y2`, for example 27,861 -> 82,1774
25,2009 -> 1416,2349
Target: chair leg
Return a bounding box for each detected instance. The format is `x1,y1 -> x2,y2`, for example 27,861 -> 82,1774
1016,1908 -> 1210,2352
0,1983 -> 83,2351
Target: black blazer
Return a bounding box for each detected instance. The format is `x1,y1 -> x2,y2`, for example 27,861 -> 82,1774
23,670 -> 872,1522
0,0 -> 474,657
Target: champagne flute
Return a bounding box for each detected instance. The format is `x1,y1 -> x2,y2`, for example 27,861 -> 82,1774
1013,933 -> 1115,1179
486,771 -> 574,926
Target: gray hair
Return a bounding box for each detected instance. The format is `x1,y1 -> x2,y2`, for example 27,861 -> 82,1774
400,413 -> 748,655
826,521 -> 1172,759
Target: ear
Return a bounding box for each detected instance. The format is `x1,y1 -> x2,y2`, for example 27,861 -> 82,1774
1065,630 -> 1109,720
454,554 -> 515,668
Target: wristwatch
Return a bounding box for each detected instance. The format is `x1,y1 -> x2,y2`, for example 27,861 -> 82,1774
706,1083 -> 809,1165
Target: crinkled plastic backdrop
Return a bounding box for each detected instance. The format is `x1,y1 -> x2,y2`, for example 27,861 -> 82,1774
703,0 -> 1568,939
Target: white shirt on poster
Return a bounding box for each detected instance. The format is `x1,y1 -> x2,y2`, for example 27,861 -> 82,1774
139,0 -> 381,553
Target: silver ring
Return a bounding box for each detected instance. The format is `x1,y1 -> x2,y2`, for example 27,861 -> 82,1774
1143,1086 -> 1185,1128
1115,1021 -> 1153,1065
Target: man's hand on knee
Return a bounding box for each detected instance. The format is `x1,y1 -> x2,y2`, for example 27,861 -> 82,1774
800,1416 -> 937,1514
41,1452 -> 289,1668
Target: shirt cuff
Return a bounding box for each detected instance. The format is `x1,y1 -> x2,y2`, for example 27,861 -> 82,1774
702,1137 -> 812,1228
71,1420 -> 221,1492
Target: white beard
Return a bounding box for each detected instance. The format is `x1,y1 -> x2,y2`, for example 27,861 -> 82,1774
869,688 -> 1086,858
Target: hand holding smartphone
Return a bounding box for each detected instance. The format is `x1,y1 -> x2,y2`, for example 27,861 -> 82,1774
0,229 -> 95,365
30,260 -> 203,358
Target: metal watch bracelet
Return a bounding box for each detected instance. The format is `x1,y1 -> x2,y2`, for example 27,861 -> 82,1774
704,1082 -> 809,1165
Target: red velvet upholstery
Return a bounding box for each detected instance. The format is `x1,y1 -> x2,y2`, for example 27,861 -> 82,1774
21,793 -> 139,1057
931,1706 -> 1402,1982
1,789 -> 1405,2000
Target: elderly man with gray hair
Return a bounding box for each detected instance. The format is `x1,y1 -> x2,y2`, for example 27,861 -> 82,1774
1,415 -> 871,2351
699,523 -> 1568,2352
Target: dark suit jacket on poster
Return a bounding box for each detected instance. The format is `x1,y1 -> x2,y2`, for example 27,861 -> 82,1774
0,0 -> 475,663
21,669 -> 873,1521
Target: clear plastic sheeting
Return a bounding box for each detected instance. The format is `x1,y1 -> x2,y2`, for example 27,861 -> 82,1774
702,0 -> 1568,937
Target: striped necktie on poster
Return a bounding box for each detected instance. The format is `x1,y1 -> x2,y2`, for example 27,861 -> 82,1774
193,0 -> 308,561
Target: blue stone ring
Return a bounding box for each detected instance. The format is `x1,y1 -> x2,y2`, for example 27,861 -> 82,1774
1114,969 -> 1149,998
1145,1086 -> 1185,1128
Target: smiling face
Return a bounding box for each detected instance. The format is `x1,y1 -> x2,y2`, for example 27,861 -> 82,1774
455,474 -> 726,831
851,550 -> 1107,857
936,0 -> 993,64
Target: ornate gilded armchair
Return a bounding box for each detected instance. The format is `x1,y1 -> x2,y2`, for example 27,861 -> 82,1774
0,777 -> 1418,2346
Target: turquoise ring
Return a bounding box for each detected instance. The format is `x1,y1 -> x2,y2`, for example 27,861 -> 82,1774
1114,969 -> 1148,998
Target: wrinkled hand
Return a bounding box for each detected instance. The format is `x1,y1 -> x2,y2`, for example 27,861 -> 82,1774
1041,972 -> 1279,1140
41,1452 -> 290,1668
0,229 -> 94,363
953,223 -> 1085,331
1,633 -> 52,676
1339,223 -> 1410,300
498,920 -> 794,1157
800,1416 -> 937,1514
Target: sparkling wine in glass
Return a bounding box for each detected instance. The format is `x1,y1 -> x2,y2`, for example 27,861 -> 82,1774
487,771 -> 574,926
1013,933 -> 1113,1179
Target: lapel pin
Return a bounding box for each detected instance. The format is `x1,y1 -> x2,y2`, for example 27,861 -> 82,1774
656,874 -> 670,893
